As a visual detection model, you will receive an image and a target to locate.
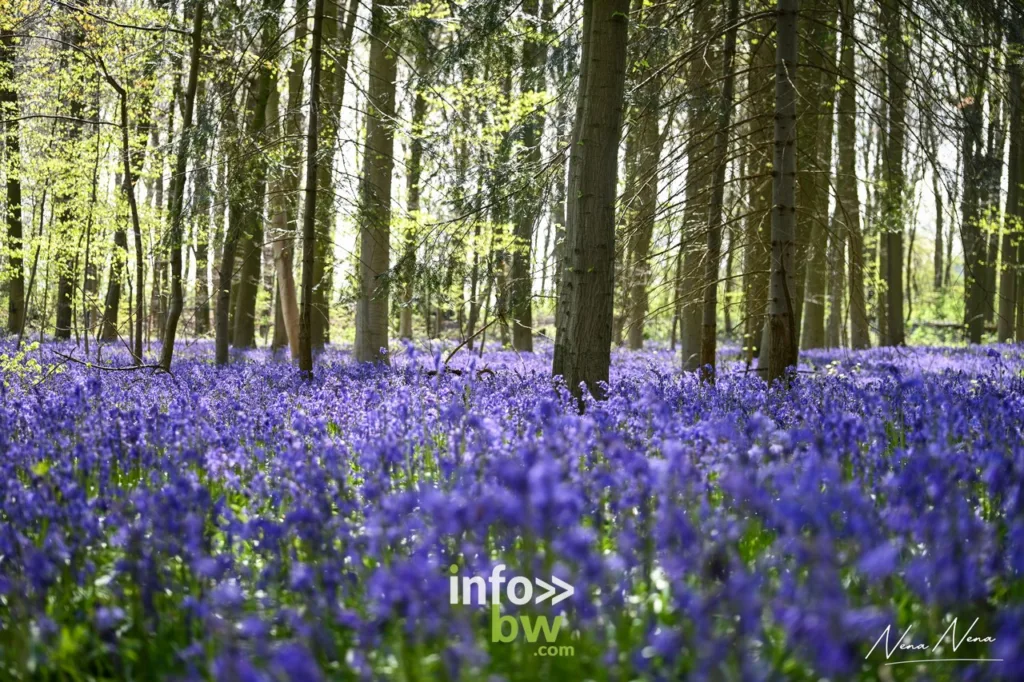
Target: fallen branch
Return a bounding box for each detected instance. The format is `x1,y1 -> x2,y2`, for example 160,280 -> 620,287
49,350 -> 168,375
443,317 -> 499,366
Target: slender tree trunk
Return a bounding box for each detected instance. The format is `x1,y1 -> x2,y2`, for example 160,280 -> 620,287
160,0 -> 203,370
551,0 -> 629,399
298,0 -> 326,374
354,0 -> 400,363
743,12 -> 774,366
552,0 -> 593,378
232,19 -> 277,349
962,66 -> 987,343
268,0 -> 307,357
54,20 -> 86,341
879,0 -> 907,346
798,0 -> 838,350
928,116 -> 945,292
700,0 -> 739,376
215,84 -> 246,364
400,38 -> 431,340
624,0 -> 667,351
680,3 -> 718,372
510,0 -> 548,352
269,90 -> 301,359
835,0 -> 868,349
1,27 -> 24,335
766,0 -> 799,383
193,78 -> 213,337
999,54 -> 1022,341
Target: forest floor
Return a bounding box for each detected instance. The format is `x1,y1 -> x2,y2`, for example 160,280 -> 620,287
0,340 -> 1022,681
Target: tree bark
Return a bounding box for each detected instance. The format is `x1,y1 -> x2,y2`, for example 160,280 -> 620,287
797,0 -> 838,350
231,16 -> 277,349
193,78 -> 213,337
766,0 -> 799,383
510,0 -> 549,352
161,0 -> 204,371
1,27 -> 24,335
550,0 -> 629,399
353,0 -> 400,363
700,0 -> 739,376
552,0 -> 594,379
623,0 -> 667,351
679,3 -> 718,372
298,0 -> 326,374
880,0 -> 906,346
838,0 -> 868,349
743,11 -> 774,366
399,37 -> 431,340
999,52 -> 1022,341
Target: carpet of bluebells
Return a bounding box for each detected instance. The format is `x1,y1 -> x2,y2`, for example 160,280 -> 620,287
1,339 -> 1023,681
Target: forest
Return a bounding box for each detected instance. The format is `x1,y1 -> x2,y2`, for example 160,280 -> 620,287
1,0 -> 1024,680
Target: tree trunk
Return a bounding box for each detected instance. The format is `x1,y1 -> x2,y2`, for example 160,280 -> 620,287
962,67 -> 987,344
765,0 -> 799,383
298,0 -> 326,374
54,19 -> 86,342
743,12 -> 774,365
400,38 -> 431,340
836,0 -> 868,349
679,2 -> 718,372
999,53 -> 1022,341
353,0 -> 400,362
797,0 -> 838,350
510,0 -> 548,352
1,27 -> 24,335
551,0 -> 629,399
232,20 -> 277,349
161,0 -> 204,370
928,114 -> 945,292
700,0 -> 739,376
268,0 -> 309,358
624,0 -> 667,351
552,0 -> 594,378
193,78 -> 213,337
879,0 -> 907,346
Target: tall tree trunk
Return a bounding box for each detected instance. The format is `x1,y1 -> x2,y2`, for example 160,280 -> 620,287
927,115 -> 945,292
269,0 -> 308,358
160,0 -> 204,371
400,37 -> 431,340
510,0 -> 548,352
837,0 -> 868,349
743,11 -> 774,366
679,3 -> 718,372
880,0 -> 906,346
354,0 -> 400,363
232,18 -> 277,349
700,0 -> 739,375
624,0 -> 667,351
766,0 -> 799,383
1,27 -> 24,334
999,51 -> 1022,341
308,0 -> 358,349
54,18 -> 86,341
552,0 -> 594,378
193,78 -> 213,337
962,62 -> 988,344
798,0 -> 838,350
298,0 -> 326,374
551,0 -> 629,399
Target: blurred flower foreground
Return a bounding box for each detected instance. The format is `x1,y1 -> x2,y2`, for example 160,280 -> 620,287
2,340 -> 1023,682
